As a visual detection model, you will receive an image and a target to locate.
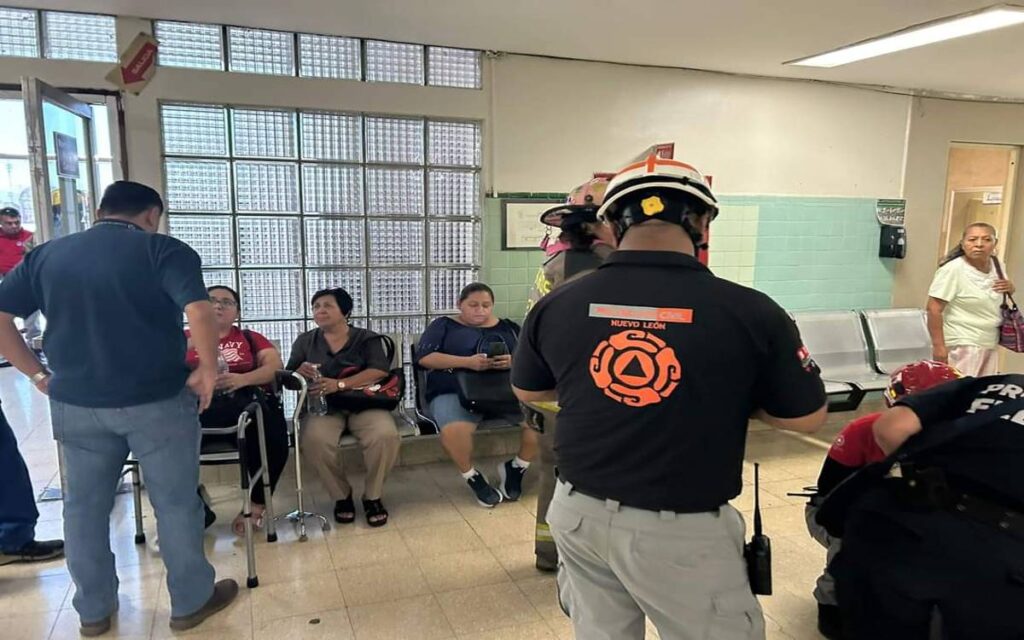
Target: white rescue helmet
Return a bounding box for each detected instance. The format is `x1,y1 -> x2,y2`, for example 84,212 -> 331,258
596,155 -> 718,244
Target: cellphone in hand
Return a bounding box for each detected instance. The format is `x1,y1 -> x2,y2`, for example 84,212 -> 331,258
486,342 -> 509,358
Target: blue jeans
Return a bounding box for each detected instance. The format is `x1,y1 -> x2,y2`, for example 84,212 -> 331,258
429,394 -> 484,429
0,404 -> 37,551
50,388 -> 215,623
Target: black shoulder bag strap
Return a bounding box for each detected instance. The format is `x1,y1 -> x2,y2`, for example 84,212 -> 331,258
816,396 -> 1024,536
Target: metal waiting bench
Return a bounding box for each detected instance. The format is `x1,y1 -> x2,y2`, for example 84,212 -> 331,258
793,310 -> 890,412
408,334 -> 522,433
859,308 -> 932,375
336,333 -> 419,446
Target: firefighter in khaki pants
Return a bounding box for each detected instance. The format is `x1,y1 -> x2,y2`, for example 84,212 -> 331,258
512,156 -> 827,639
524,176 -> 615,571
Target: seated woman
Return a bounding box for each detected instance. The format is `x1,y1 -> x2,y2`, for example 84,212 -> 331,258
416,282 -> 538,508
287,288 -> 400,527
185,285 -> 289,535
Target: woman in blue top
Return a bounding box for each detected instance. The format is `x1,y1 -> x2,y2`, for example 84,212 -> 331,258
417,283 -> 538,508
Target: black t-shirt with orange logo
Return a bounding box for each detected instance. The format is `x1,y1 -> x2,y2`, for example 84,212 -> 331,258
512,250 -> 826,512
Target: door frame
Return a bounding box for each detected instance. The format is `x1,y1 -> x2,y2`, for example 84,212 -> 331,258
22,77 -> 99,243
938,142 -> 1019,263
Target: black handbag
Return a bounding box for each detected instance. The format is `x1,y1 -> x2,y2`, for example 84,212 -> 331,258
815,396 -> 1024,537
327,334 -> 405,413
455,327 -> 521,416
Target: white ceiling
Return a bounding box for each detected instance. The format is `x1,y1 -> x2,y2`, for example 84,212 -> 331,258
17,0 -> 1024,99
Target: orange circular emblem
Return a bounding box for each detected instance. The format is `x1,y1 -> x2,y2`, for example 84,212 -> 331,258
589,330 -> 681,407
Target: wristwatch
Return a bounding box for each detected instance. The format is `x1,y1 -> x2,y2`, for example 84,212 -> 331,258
337,380 -> 347,391
29,370 -> 49,385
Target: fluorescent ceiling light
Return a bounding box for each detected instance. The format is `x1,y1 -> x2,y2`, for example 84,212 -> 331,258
787,4 -> 1024,68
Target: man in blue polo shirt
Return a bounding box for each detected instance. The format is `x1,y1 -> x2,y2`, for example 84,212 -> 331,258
0,181 -> 237,636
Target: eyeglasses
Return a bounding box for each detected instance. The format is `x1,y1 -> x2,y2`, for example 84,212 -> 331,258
209,297 -> 238,308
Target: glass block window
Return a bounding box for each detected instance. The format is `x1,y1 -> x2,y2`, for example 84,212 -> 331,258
366,167 -> 425,216
304,218 -> 364,266
164,160 -> 232,213
430,269 -> 478,313
369,220 -> 424,265
428,47 -> 481,89
371,315 -> 426,336
231,109 -> 297,158
0,7 -> 39,58
162,102 -> 481,352
428,169 -> 480,217
155,21 -> 224,70
42,11 -> 116,62
234,162 -> 300,213
302,164 -> 363,214
169,215 -> 234,267
306,270 -> 366,316
365,40 -> 424,85
366,117 -> 424,165
428,121 -> 482,167
299,33 -> 360,80
237,217 -> 301,266
161,104 -> 228,157
227,27 -> 295,76
301,112 -> 362,162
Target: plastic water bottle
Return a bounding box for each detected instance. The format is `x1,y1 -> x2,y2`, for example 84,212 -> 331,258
309,363 -> 329,416
216,352 -> 229,375
215,352 -> 229,396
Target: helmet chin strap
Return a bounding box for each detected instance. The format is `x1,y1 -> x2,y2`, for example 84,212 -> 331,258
681,217 -> 708,251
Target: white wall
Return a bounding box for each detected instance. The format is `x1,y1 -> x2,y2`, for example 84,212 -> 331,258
2,20 -> 914,202
490,55 -> 910,197
895,96 -> 1024,372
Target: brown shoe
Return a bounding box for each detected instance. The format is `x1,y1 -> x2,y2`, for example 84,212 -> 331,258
168,579 -> 239,631
80,616 -> 112,637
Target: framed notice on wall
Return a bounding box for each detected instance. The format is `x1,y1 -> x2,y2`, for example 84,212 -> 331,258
501,199 -> 560,250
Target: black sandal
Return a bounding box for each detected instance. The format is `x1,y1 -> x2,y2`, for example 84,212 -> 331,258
334,496 -> 356,524
362,498 -> 389,528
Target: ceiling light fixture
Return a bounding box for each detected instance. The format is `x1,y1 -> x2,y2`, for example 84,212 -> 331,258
786,4 -> 1024,68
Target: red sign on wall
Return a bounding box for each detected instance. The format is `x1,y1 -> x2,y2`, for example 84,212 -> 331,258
106,33 -> 158,95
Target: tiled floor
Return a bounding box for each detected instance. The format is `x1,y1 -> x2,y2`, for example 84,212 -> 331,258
0,368 -> 876,639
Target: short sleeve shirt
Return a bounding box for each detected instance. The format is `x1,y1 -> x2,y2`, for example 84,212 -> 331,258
928,257 -> 1002,348
896,374 -> 1024,508
416,317 -> 520,402
0,229 -> 32,275
185,326 -> 275,374
827,413 -> 886,467
512,250 -> 826,512
0,219 -> 207,407
287,327 -> 390,377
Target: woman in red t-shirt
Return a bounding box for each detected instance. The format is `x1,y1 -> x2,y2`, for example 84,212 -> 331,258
185,286 -> 289,535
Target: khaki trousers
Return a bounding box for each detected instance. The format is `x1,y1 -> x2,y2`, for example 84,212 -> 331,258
549,480 -> 765,640
301,409 -> 400,501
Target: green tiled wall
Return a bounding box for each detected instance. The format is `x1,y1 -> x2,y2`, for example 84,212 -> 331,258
742,196 -> 893,311
480,198 -> 546,321
479,196 -> 894,322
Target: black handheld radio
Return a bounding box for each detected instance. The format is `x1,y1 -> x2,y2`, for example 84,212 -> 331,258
744,462 -> 773,595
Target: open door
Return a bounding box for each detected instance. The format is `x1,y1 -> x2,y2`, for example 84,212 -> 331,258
22,77 -> 97,244
21,78 -> 99,502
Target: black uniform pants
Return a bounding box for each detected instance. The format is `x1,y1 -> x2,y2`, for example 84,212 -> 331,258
832,490 -> 1024,640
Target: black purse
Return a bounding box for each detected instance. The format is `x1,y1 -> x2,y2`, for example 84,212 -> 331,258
326,334 -> 405,413
455,327 -> 521,416
815,396 -> 1024,537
